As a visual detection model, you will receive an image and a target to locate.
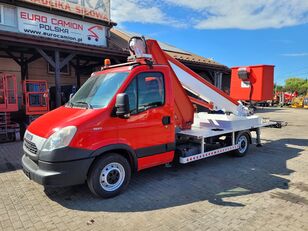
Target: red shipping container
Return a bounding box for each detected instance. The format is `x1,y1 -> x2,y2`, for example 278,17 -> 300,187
230,65 -> 274,101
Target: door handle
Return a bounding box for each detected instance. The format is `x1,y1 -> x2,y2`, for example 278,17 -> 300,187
162,116 -> 171,125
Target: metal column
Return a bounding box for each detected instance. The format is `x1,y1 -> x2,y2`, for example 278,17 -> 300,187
54,50 -> 61,107
36,48 -> 75,107
214,72 -> 223,90
256,128 -> 262,147
76,57 -> 81,89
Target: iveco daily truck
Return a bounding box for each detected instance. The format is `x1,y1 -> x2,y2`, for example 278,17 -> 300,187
22,37 -> 279,198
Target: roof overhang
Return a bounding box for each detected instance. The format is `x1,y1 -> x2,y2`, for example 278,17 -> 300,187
0,30 -> 128,58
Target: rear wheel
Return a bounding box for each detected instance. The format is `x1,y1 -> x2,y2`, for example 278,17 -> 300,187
232,132 -> 250,157
87,153 -> 131,198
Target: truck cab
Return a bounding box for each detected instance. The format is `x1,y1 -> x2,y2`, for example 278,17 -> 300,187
22,60 -> 177,198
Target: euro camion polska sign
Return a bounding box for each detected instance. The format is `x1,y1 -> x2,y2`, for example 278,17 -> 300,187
19,0 -> 110,21
18,7 -> 107,46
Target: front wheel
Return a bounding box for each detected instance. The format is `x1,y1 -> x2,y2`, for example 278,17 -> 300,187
87,153 -> 131,198
232,132 -> 250,157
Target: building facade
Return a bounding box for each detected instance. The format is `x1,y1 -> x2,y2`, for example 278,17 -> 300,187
0,0 -> 230,113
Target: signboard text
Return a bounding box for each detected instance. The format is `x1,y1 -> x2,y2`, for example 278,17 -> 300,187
18,7 -> 107,46
19,0 -> 110,21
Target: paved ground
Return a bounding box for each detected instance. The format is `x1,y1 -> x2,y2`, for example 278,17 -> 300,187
0,107 -> 307,231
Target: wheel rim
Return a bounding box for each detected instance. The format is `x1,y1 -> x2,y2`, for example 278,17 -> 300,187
238,135 -> 248,153
99,162 -> 125,192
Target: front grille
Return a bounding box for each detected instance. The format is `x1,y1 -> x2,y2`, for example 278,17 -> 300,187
24,139 -> 38,155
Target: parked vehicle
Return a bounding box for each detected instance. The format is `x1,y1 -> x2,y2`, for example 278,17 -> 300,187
291,96 -> 304,108
22,37 -> 282,198
273,91 -> 298,106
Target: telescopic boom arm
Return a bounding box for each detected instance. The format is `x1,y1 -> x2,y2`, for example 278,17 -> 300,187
145,39 -> 248,127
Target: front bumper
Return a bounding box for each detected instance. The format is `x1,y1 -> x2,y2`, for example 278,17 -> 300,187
22,154 -> 94,187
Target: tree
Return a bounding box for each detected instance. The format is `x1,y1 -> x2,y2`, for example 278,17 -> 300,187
300,81 -> 308,95
274,84 -> 284,92
284,78 -> 308,95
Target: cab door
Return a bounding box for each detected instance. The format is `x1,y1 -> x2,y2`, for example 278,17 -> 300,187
116,66 -> 175,170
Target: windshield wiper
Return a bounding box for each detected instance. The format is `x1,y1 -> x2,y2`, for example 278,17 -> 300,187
75,101 -> 93,109
66,101 -> 74,107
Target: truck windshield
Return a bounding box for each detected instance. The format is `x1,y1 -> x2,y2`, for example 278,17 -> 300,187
69,72 -> 129,109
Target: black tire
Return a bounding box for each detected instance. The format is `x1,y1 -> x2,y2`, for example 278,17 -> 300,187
232,132 -> 250,157
87,153 -> 131,198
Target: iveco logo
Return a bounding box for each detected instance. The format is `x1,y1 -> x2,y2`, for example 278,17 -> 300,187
25,133 -> 33,141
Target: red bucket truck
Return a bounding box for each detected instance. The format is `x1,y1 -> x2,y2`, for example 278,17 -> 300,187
22,37 -> 282,198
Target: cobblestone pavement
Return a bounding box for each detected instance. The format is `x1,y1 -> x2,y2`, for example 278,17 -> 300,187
0,108 -> 307,231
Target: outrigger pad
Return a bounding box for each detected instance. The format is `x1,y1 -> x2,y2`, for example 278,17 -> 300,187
267,120 -> 288,129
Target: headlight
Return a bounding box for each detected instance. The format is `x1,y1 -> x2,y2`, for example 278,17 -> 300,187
42,126 -> 77,151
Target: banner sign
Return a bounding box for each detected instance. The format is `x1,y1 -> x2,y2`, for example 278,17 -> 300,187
18,7 -> 107,46
19,0 -> 110,21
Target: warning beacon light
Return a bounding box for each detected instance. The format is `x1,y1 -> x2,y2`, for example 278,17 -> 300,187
104,58 -> 111,67
128,36 -> 152,59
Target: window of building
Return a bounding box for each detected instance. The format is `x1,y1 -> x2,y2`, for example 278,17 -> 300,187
48,63 -> 71,75
124,72 -> 165,114
0,4 -> 17,27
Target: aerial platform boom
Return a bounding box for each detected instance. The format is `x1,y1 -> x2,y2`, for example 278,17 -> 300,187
145,39 -> 248,124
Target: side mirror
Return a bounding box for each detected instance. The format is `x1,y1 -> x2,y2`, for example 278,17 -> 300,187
115,93 -> 130,118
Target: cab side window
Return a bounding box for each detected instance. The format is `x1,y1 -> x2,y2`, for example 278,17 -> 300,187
125,78 -> 137,114
137,72 -> 164,112
124,72 -> 165,114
